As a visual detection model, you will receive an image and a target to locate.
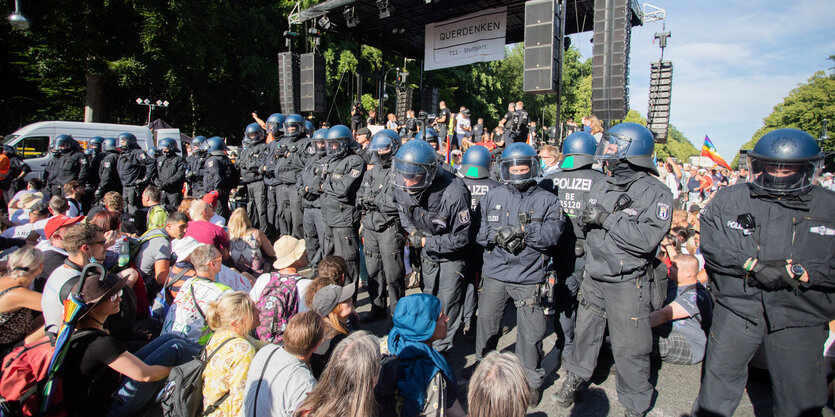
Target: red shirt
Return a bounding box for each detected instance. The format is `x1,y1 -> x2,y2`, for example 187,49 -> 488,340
184,221 -> 229,250
474,140 -> 497,151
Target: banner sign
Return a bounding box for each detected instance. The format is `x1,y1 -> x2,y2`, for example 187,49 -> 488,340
424,7 -> 507,71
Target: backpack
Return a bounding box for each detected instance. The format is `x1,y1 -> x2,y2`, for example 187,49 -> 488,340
254,273 -> 299,344
158,336 -> 234,417
0,331 -> 97,417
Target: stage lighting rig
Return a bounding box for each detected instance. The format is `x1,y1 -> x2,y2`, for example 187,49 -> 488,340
377,0 -> 393,19
343,6 -> 359,27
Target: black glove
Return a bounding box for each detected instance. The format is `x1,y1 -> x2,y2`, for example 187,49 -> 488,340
504,225 -> 527,254
94,189 -> 103,202
581,203 -> 610,228
409,230 -> 427,248
746,260 -> 797,290
135,178 -> 148,188
361,198 -> 378,211
494,225 -> 515,248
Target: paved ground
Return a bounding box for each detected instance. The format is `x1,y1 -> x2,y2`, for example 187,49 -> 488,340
356,286 -> 784,417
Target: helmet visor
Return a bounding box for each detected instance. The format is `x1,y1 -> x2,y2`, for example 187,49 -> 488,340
323,139 -> 347,156
311,139 -> 327,155
391,159 -> 437,193
369,136 -> 394,154
748,156 -> 822,194
499,156 -> 540,184
284,123 -> 300,135
266,122 -> 279,134
595,132 -> 632,161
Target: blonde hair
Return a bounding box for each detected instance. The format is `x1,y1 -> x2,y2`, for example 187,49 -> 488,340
206,292 -> 257,334
589,115 -> 603,135
7,246 -> 44,281
178,197 -> 196,218
227,208 -> 254,240
468,351 -> 530,417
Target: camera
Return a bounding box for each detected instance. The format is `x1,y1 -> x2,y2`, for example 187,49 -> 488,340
417,111 -> 436,124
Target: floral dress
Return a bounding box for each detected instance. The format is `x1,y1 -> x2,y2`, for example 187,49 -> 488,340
202,329 -> 256,417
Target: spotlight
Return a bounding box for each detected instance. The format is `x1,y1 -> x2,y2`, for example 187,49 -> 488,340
376,0 -> 392,19
317,15 -> 333,30
391,27 -> 405,35
7,0 -> 29,31
343,6 -> 359,28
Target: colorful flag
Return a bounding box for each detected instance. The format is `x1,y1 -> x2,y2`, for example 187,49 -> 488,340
701,136 -> 731,169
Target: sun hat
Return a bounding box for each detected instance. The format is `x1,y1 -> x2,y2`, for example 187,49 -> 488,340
71,263 -> 128,318
272,235 -> 306,270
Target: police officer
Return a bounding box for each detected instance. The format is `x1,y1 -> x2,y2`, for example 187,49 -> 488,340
155,138 -> 187,208
51,134 -> 90,198
357,129 -> 406,322
474,142 -> 564,405
319,124 -> 365,288
117,132 -> 155,215
186,136 -> 208,198
274,114 -> 307,238
415,128 -> 452,173
458,145 -> 500,335
238,123 -> 270,233
0,145 -> 30,205
87,136 -> 105,187
500,102 -> 517,143
265,113 -> 285,142
298,128 -> 329,267
202,136 -> 236,219
96,138 -> 122,202
553,123 -> 672,417
545,131 -> 606,355
515,101 -> 530,143
391,139 -> 471,353
692,128 -> 835,416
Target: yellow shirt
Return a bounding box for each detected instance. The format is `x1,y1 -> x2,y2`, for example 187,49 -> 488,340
202,329 -> 256,417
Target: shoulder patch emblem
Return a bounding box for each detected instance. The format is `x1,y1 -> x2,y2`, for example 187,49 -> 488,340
623,208 -> 638,217
140,153 -> 146,159
80,159 -> 87,165
458,209 -> 470,224
351,169 -> 361,178
208,160 -> 214,168
656,202 -> 670,221
103,161 -> 111,168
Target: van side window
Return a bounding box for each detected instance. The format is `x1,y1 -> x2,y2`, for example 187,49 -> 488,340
16,136 -> 49,159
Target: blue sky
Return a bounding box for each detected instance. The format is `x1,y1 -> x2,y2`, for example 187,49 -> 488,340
572,0 -> 835,161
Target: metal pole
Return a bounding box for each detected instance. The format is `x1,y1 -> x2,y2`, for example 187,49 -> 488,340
556,0 -> 566,142
147,105 -> 153,126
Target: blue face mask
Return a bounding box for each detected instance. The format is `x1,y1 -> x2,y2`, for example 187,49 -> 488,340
540,159 -> 547,170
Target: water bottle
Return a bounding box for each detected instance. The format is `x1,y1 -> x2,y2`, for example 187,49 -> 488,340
118,236 -> 130,268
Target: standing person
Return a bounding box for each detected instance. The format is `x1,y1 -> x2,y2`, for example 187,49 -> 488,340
186,136 -> 208,198
155,137 -> 187,209
51,135 -> 90,198
274,114 -> 308,238
299,128 -> 329,267
435,101 -> 452,149
553,123 -> 673,416
95,138 -> 122,203
366,109 -> 379,126
545,131 -> 606,356
471,118 -> 485,144
391,139 -> 471,353
474,142 -> 564,406
0,145 -> 31,206
117,132 -> 155,215
515,101 -> 530,143
265,113 -> 285,143
357,130 -> 405,322
238,123 -> 270,234
202,137 -> 236,220
402,110 -> 418,139
499,102 -> 517,143
454,109 -> 472,151
319,125 -> 365,292
692,128 -> 835,416
353,127 -> 373,166
537,144 -> 561,177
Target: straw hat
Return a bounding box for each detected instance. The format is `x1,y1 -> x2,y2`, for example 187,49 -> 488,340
273,235 -> 306,270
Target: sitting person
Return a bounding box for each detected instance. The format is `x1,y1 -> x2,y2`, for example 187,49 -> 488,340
63,265 -> 198,417
203,291 -> 260,417
32,214 -> 84,291
162,244 -> 233,345
8,192 -> 42,225
87,210 -> 128,270
63,180 -> 85,217
248,236 -> 307,343
381,293 -> 465,417
228,208 -> 275,276
0,246 -> 45,358
185,200 -> 230,261
293,331 -> 381,417
7,178 -> 45,211
467,351 -> 530,417
202,191 -> 227,227
650,254 -> 713,365
135,211 -> 188,298
250,235 -> 307,303
310,283 -> 355,378
141,185 -> 169,231
243,311 -> 325,417
316,255 -> 347,286
167,237 -> 252,300
2,195 -> 68,240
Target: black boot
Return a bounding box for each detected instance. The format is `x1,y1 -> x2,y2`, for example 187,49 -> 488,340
552,372 -> 587,408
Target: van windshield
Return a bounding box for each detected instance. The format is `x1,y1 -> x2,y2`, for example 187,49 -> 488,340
3,135 -> 19,144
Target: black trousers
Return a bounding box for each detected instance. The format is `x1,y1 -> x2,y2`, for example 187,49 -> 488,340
276,184 -> 303,238
302,207 -> 327,267
422,255 -> 465,353
123,185 -> 141,215
266,184 -> 279,239
245,181 -> 269,235
161,190 -> 182,210
324,225 -> 360,288
363,224 -> 405,315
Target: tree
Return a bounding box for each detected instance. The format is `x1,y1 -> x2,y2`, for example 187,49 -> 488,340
620,109 -> 699,161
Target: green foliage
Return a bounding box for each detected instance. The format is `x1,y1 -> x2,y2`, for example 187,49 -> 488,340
617,110 -> 700,161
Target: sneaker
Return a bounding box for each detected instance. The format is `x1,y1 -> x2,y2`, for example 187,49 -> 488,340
552,372 -> 586,408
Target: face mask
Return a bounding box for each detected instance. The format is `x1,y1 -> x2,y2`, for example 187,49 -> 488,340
540,159 -> 547,170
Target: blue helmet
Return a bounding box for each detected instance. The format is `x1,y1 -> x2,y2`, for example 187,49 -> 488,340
159,137 -> 179,154
89,136 -> 105,152
283,114 -> 305,138
304,120 -> 315,136
391,139 -> 438,193
266,113 -> 285,135
103,137 -> 118,153
748,128 -> 824,195
369,129 -> 402,163
595,122 -> 656,173
84,148 -> 95,157
244,123 -> 265,144
459,145 -> 492,179
561,131 -> 598,170
54,134 -> 75,154
191,136 -> 207,154
148,147 -> 159,158
118,132 -> 138,150
323,124 -> 352,156
499,142 -> 539,184
415,128 -> 439,147
310,128 -> 329,156
204,136 -> 226,153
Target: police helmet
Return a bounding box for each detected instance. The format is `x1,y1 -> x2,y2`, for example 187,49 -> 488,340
244,123 -> 265,144
323,124 -> 352,156
391,139 -> 438,194
560,131 -> 598,170
266,113 -> 285,135
499,142 -> 540,184
2,145 -> 16,157
148,147 -> 159,158
89,136 -> 105,152
191,136 -> 207,153
304,120 -> 315,136
118,132 -> 138,150
284,114 -> 304,137
103,137 -> 118,153
204,136 -> 226,153
747,128 -> 824,195
55,134 -> 74,153
369,129 -> 402,161
415,128 -> 440,147
310,128 -> 329,156
159,137 -> 179,154
594,122 -> 657,174
459,145 -> 492,179
84,148 -> 95,157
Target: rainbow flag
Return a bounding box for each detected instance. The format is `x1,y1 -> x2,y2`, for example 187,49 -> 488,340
701,136 -> 731,169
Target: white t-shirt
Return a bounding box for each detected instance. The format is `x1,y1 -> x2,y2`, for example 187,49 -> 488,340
250,273 -> 310,313
455,115 -> 471,136
162,277 -> 233,344
665,173 -> 680,200
2,217 -> 51,240
210,214 -> 226,227
42,266 -> 81,332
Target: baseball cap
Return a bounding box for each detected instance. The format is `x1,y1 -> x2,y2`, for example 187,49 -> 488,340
202,190 -> 220,207
312,284 -> 355,317
356,127 -> 371,136
45,215 -> 84,239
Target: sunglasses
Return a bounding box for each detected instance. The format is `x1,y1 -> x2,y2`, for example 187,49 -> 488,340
110,289 -> 123,302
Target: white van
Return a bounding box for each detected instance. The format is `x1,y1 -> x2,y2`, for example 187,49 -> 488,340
3,121 -> 155,179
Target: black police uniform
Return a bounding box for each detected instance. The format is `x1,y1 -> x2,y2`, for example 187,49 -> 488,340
515,109 -> 530,143
202,151 -> 235,219
471,123 -> 485,141
298,146 -> 328,267
562,170 -> 672,413
503,109 -> 518,142
436,107 -> 451,147
475,181 -> 564,392
460,175 -> 500,330
263,140 -> 282,237
692,183 -> 835,416
117,146 -> 155,214
238,141 -> 270,233
52,148 -> 89,197
402,117 -> 418,139
358,157 -> 405,316
2,155 -> 30,204
546,167 -> 606,353
320,149 -> 365,288
96,151 -> 122,201
273,136 -> 307,238
186,151 -> 207,198
155,152 -> 187,208
393,169 -> 471,352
